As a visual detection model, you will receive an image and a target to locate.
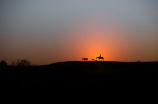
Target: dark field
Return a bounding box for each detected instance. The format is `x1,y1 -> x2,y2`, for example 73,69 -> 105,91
1,61 -> 157,86
1,61 -> 158,101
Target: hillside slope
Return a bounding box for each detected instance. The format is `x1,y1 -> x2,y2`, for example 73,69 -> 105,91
1,61 -> 157,86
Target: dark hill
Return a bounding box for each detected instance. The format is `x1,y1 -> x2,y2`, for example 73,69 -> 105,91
1,61 -> 157,87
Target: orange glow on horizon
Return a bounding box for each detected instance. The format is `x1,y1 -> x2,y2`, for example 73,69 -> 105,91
48,16 -> 158,64
61,16 -> 129,62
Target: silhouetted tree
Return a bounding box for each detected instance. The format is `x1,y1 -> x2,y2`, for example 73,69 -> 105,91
12,61 -> 15,66
12,59 -> 31,67
82,58 -> 88,61
0,60 -> 8,67
136,60 -> 141,62
91,59 -> 95,61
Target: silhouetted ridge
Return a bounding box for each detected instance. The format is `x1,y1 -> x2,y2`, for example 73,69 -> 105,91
1,61 -> 157,88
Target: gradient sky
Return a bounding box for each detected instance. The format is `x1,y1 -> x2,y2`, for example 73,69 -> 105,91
0,0 -> 158,65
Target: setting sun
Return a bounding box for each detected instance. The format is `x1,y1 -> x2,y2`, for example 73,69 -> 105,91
1,0 -> 157,96
62,16 -> 130,62
1,0 -> 157,65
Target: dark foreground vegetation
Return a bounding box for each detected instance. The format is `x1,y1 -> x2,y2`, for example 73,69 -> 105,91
1,61 -> 157,86
1,61 -> 157,101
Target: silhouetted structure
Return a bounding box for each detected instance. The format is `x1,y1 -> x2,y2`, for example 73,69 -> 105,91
96,54 -> 104,61
82,58 -> 88,61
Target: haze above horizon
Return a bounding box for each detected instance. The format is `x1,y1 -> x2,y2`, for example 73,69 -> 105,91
0,0 -> 158,65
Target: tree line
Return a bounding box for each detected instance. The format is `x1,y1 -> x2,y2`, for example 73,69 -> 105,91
0,59 -> 31,67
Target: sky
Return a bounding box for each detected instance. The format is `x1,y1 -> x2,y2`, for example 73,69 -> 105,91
0,0 -> 158,65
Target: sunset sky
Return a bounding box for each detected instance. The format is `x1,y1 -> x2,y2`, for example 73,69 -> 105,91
0,0 -> 158,65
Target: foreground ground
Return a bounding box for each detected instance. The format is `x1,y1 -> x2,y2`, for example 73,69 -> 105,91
1,61 -> 157,101
1,61 -> 157,86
